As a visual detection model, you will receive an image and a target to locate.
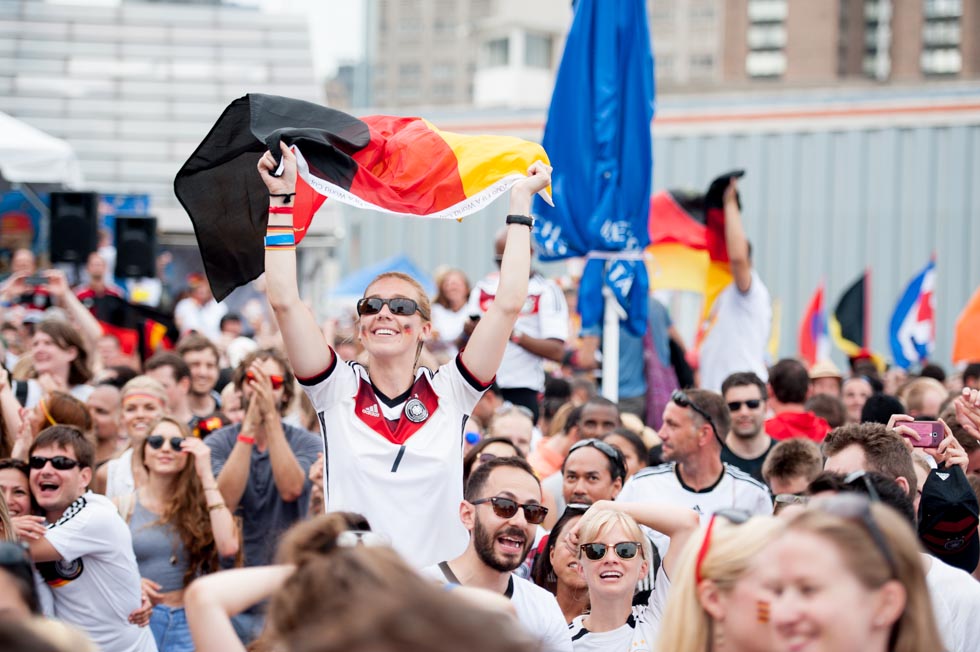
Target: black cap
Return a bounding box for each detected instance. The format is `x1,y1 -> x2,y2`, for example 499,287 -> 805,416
917,466 -> 980,573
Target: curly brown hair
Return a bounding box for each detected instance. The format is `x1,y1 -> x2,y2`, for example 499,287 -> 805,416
135,416 -> 219,586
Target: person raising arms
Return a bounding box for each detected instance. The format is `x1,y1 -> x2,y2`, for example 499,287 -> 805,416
258,142 -> 551,566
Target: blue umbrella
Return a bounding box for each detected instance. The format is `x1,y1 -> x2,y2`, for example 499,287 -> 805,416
533,0 -> 654,338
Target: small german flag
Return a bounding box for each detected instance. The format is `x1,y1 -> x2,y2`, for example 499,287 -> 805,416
175,94 -> 550,301
92,295 -> 178,362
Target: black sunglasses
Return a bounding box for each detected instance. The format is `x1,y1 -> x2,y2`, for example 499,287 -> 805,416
671,390 -> 725,448
816,492 -> 898,579
568,438 -> 628,479
356,297 -> 426,319
726,399 -> 762,411
580,541 -> 642,561
29,455 -> 80,471
146,435 -> 185,451
471,496 -> 549,525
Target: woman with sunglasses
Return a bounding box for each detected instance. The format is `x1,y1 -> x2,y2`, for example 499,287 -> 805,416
96,376 -> 168,497
258,141 -> 551,566
567,501 -> 700,650
657,512 -> 783,652
119,415 -> 238,652
765,496 -> 943,652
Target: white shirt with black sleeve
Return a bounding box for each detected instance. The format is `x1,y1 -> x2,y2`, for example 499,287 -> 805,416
37,492 -> 157,652
421,562 -> 573,652
301,352 -> 488,568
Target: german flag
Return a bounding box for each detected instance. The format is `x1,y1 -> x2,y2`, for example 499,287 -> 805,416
92,295 -> 179,362
175,94 -> 550,301
830,271 -> 869,358
646,171 -> 742,317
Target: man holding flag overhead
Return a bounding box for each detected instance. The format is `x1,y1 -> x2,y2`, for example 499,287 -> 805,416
697,178 -> 771,393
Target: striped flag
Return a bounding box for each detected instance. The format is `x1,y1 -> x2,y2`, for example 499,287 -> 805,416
889,259 -> 936,370
830,271 -> 870,358
798,283 -> 831,366
175,94 -> 550,300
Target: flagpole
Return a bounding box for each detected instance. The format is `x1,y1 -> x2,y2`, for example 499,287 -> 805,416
601,282 -> 620,403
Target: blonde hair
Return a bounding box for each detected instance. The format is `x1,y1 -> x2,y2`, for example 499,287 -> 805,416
779,504 -> 942,652
120,375 -> 169,409
657,516 -> 783,652
898,377 -> 947,415
576,508 -> 652,563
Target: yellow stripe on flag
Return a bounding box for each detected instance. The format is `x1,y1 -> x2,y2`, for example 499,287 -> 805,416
646,243 -> 710,294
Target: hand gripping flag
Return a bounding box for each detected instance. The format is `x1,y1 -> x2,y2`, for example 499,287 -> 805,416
531,0 -> 654,337
798,283 -> 831,367
889,259 -> 936,370
174,94 -> 550,301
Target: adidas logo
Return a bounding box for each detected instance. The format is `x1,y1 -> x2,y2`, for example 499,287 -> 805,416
362,404 -> 380,418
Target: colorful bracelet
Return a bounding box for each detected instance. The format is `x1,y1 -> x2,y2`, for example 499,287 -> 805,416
237,433 -> 255,445
208,502 -> 227,512
269,206 -> 294,215
265,227 -> 296,250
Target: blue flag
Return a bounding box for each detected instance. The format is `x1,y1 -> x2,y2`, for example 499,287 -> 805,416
532,0 -> 655,336
889,259 -> 936,369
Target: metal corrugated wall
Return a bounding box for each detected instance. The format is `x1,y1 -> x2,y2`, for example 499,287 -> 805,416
338,120 -> 980,370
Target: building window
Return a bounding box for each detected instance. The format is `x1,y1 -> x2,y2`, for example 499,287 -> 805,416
747,0 -> 788,23
482,37 -> 509,67
747,24 -> 786,49
923,0 -> 962,19
690,53 -> 714,74
525,33 -> 552,69
922,19 -> 960,46
921,47 -> 961,74
746,50 -> 786,77
398,62 -> 421,83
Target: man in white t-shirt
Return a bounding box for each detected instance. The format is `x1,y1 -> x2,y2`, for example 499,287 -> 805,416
464,230 -> 569,421
618,389 -> 772,559
698,177 -> 771,392
422,456 -> 572,652
22,425 -> 156,652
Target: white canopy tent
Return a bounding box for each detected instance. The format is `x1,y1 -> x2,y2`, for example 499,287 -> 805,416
0,111 -> 82,188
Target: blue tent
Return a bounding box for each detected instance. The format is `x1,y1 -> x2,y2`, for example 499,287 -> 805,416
330,254 -> 436,301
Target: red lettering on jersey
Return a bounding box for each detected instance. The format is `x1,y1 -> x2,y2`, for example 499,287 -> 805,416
354,374 -> 440,445
478,290 -> 541,316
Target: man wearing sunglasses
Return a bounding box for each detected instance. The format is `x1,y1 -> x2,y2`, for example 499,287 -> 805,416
423,456 -> 572,652
618,389 -> 772,559
21,425 -> 156,652
720,371 -> 775,483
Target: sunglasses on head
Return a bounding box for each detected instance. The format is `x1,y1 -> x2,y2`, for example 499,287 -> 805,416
827,479 -> 898,578
695,509 -> 751,584
568,438 -> 628,478
671,390 -> 725,449
29,455 -> 80,471
146,435 -> 185,451
356,297 -> 425,319
726,399 -> 762,411
245,371 -> 285,390
470,496 -> 549,525
580,541 -> 642,561
336,530 -> 389,548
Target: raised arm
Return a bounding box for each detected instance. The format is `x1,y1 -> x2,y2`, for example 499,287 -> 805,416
258,142 -> 333,379
45,269 -> 103,354
185,565 -> 295,652
461,162 -> 552,383
723,179 -> 752,293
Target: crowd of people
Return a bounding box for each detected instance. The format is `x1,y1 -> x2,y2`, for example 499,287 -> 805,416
0,148 -> 979,652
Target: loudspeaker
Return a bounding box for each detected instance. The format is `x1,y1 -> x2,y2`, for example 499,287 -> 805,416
114,216 -> 157,279
49,192 -> 98,264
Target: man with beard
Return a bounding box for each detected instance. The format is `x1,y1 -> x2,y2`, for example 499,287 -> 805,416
423,456 -> 572,652
720,371 -> 775,483
617,389 -> 771,560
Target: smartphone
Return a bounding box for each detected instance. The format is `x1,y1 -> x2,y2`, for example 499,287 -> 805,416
24,274 -> 47,287
906,421 -> 944,448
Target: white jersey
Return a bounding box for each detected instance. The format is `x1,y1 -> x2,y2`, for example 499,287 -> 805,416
467,271 -> 568,392
38,492 -> 157,652
618,463 -> 772,560
698,270 -> 771,392
568,566 -> 670,652
302,353 -> 485,568
924,554 -> 980,652
421,563 -> 572,652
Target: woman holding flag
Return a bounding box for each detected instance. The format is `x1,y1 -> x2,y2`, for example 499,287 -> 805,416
257,141 -> 551,567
